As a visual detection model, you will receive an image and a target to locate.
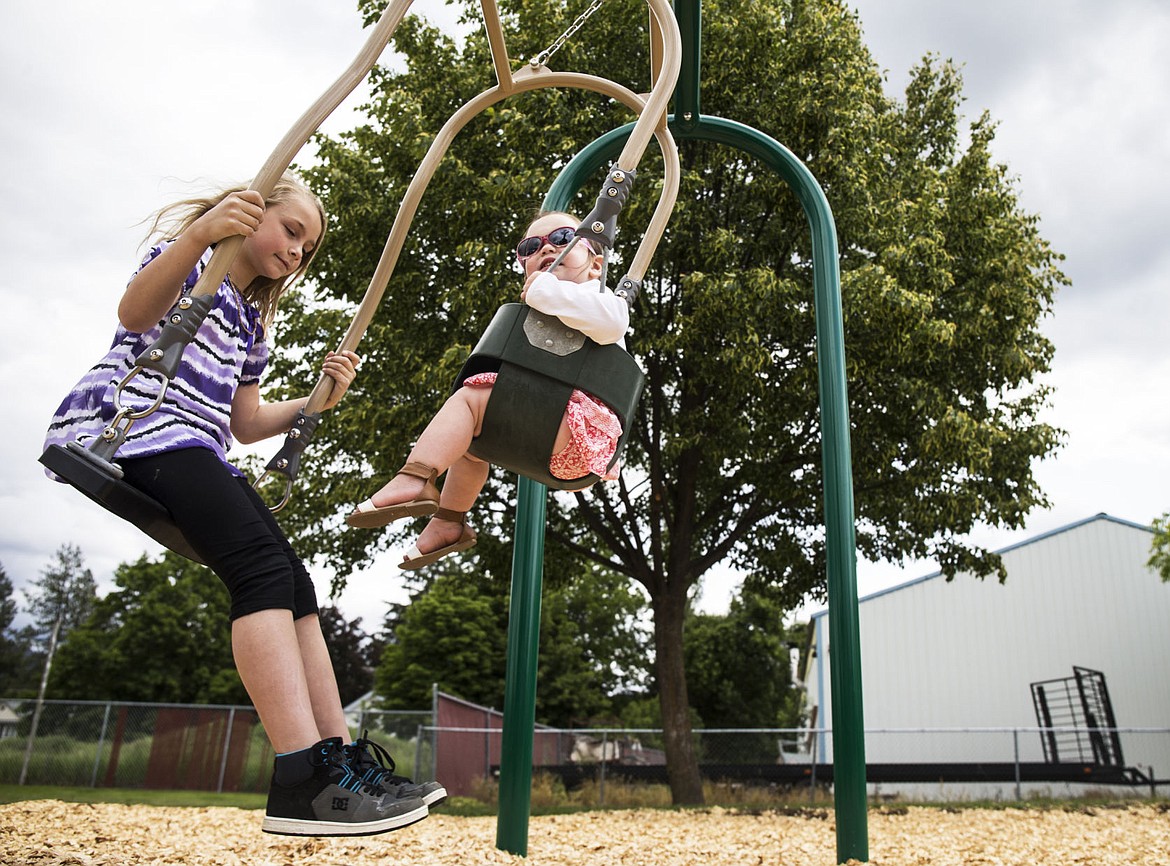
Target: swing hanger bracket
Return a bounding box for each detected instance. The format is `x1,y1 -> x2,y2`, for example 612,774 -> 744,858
613,274 -> 642,306
528,0 -> 605,69
133,293 -> 217,379
253,409 -> 322,512
576,164 -> 636,252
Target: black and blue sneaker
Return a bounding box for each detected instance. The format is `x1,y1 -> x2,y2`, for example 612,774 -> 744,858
345,732 -> 448,808
262,736 -> 428,836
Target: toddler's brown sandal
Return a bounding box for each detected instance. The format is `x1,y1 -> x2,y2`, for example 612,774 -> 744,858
346,462 -> 440,529
399,508 -> 477,570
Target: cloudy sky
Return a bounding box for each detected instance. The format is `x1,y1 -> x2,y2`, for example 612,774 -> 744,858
2,0 -> 1167,628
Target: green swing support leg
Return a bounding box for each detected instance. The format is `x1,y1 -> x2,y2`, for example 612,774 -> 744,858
495,476 -> 548,856
497,2 -> 867,862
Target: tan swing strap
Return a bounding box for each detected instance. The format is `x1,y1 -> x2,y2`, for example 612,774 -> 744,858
319,0 -> 682,414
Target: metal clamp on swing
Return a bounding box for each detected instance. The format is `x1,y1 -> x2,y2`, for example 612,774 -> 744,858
135,294 -> 217,378
75,368 -> 170,469
576,165 -> 636,252
253,409 -> 322,512
40,292 -> 220,565
613,274 -> 642,306
72,293 -> 217,468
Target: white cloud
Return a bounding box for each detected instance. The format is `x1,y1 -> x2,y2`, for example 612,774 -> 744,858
0,0 -> 458,620
4,0 -> 1169,632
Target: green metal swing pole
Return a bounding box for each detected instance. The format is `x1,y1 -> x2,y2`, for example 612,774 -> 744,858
498,2 -> 868,862
537,6 -> 869,865
495,474 -> 548,855
496,0 -> 682,854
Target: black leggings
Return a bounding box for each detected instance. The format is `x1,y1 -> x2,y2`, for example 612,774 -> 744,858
119,448 -> 318,621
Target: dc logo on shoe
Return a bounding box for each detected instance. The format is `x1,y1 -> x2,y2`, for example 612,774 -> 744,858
332,796 -> 350,811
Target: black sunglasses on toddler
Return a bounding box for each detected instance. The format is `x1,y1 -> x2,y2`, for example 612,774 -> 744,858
516,227 -> 595,260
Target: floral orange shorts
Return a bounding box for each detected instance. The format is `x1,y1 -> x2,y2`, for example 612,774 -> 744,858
464,372 -> 622,480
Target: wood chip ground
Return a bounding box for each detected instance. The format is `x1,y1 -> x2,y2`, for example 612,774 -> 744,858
2,800 -> 1168,865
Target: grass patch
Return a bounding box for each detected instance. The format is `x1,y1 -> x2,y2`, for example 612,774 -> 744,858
2,781 -> 1163,818
0,784 -> 266,810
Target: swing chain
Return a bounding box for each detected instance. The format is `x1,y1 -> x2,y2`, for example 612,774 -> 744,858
529,0 -> 605,69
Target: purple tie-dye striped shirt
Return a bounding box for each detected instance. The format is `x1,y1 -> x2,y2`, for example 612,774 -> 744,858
44,241 -> 268,477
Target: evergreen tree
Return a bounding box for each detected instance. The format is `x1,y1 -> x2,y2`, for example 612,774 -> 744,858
0,564 -> 38,696
319,604 -> 380,706
25,544 -> 96,643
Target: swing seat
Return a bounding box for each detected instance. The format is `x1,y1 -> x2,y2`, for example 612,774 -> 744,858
454,303 -> 644,491
39,443 -> 204,564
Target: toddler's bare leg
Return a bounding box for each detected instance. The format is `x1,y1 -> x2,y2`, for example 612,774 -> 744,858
363,386 -> 491,508
412,454 -> 490,554
410,411 -> 571,556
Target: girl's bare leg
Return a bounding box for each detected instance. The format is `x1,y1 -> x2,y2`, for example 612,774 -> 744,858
233,610 -> 351,754
232,609 -> 323,753
294,613 -> 350,741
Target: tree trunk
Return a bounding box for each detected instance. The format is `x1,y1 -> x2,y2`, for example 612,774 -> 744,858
20,611 -> 62,785
653,587 -> 704,805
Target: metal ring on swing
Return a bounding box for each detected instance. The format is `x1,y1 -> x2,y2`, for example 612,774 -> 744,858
253,468 -> 295,513
110,366 -> 171,421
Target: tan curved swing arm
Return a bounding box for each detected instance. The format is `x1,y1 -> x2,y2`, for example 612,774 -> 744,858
180,0 -> 419,305
479,0 -> 679,171
307,0 -> 683,412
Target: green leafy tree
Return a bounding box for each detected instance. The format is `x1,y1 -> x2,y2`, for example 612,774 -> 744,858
375,574 -> 509,710
685,590 -> 804,761
1148,511 -> 1170,581
272,0 -> 1064,802
375,568 -> 651,726
533,568 -> 652,726
49,552 -> 245,704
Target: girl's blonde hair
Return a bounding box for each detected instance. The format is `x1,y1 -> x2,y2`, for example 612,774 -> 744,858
144,170 -> 327,327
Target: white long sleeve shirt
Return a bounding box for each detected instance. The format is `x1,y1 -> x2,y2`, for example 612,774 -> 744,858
524,272 -> 630,347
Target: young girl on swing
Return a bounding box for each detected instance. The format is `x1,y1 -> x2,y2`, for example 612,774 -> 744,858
347,210 -> 630,568
44,172 -> 441,836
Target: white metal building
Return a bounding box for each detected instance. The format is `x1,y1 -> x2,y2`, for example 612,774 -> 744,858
804,513 -> 1170,794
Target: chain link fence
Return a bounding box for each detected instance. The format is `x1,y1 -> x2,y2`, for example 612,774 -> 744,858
0,699 -> 430,793
395,714 -> 1169,804
3,700 -> 1166,803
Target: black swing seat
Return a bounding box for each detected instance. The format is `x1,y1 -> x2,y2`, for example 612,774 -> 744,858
39,442 -> 204,564
454,303 -> 644,491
